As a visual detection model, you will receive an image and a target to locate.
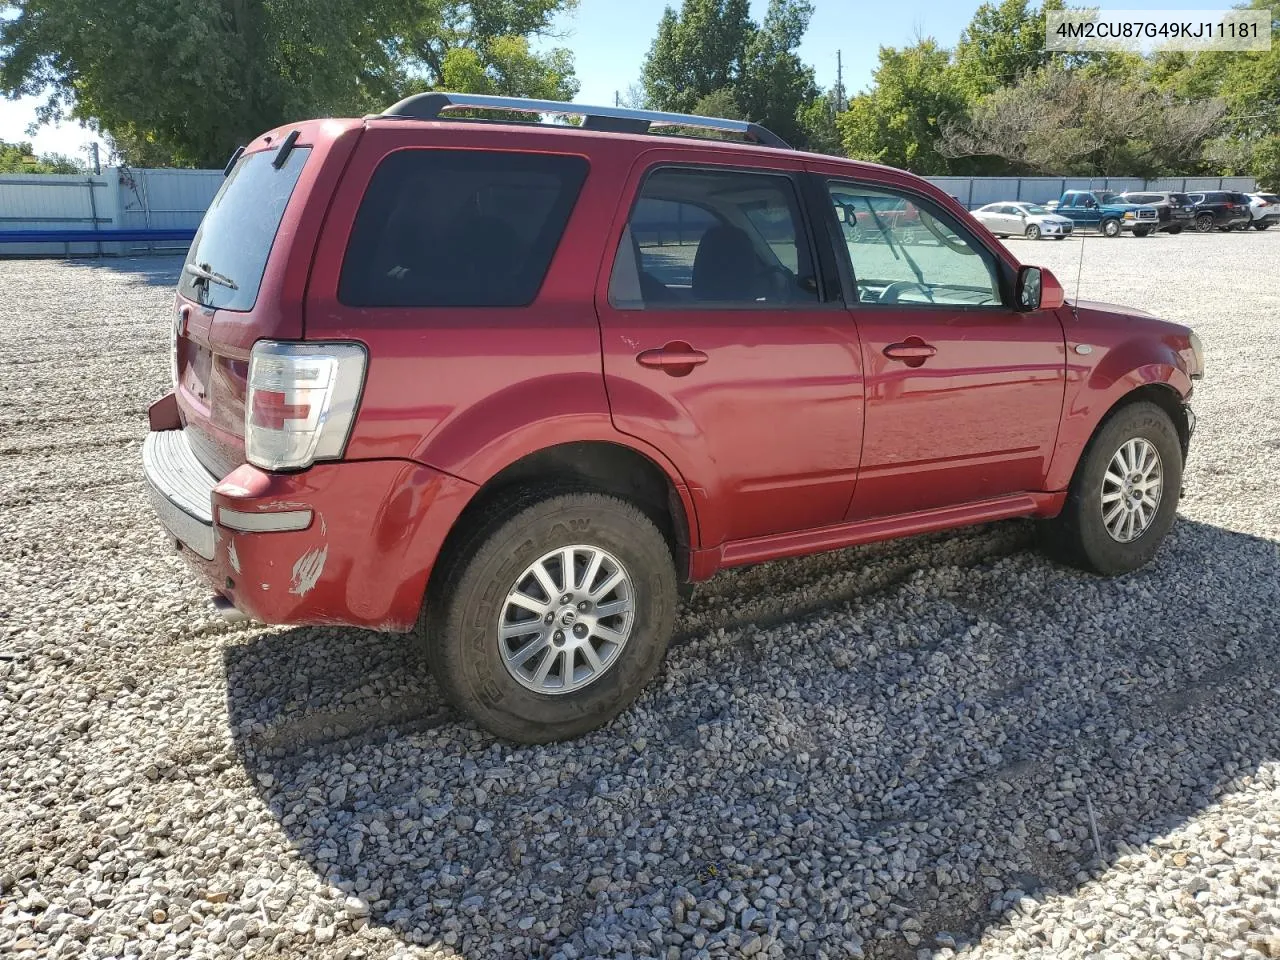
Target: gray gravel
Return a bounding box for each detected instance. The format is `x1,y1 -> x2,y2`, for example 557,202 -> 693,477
2,230 -> 1279,960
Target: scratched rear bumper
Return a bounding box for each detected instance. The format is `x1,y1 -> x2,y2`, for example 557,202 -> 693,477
142,430 -> 476,631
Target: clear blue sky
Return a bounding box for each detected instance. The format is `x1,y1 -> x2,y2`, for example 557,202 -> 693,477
0,0 -> 1238,161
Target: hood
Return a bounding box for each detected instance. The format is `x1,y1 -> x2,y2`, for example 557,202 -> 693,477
1030,213 -> 1073,224
1071,298 -> 1157,320
1102,201 -> 1154,212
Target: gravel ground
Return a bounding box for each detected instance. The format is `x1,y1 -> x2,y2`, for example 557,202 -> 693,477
2,230 -> 1279,960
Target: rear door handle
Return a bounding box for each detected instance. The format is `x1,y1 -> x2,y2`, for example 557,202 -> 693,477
883,340 -> 937,361
636,341 -> 709,375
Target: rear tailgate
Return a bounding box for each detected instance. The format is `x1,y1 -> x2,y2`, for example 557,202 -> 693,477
173,120 -> 363,478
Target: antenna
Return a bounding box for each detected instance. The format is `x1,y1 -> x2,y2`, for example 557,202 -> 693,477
1071,177 -> 1091,318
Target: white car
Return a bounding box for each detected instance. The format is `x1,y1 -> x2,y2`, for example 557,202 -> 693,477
973,202 -> 1075,240
1247,193 -> 1280,231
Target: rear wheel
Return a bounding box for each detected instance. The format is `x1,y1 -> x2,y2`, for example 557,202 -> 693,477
1255,221 -> 1272,231
424,490 -> 678,743
1167,226 -> 1183,235
1042,401 -> 1182,576
1025,223 -> 1041,240
1195,213 -> 1214,232
1133,227 -> 1152,238
1101,219 -> 1121,238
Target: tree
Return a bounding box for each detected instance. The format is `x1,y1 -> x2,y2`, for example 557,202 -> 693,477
952,0 -> 1065,97
641,0 -> 821,148
940,66 -> 1227,177
737,0 -> 817,147
797,91 -> 842,155
641,0 -> 753,115
1155,0 -> 1280,187
837,39 -> 970,174
0,138 -> 85,173
0,0 -> 580,168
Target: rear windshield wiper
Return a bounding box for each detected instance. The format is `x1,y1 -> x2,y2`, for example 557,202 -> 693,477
184,263 -> 239,290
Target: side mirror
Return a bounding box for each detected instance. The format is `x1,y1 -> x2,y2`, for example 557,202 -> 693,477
1017,265 -> 1065,311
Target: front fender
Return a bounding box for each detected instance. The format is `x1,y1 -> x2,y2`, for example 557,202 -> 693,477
1044,335 -> 1193,491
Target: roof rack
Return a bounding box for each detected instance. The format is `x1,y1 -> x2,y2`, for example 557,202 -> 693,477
378,92 -> 793,150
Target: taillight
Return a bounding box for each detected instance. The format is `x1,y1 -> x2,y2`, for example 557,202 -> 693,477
245,340 -> 367,471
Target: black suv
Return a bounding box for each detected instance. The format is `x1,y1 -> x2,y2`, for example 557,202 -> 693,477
1118,191 -> 1194,234
1186,191 -> 1253,232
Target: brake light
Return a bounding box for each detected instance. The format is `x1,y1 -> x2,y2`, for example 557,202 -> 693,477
245,341 -> 367,471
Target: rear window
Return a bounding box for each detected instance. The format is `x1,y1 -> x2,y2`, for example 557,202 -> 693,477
338,150 -> 588,307
1170,193 -> 1190,204
179,146 -> 310,312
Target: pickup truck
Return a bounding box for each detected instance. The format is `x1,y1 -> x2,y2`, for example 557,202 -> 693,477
1048,190 -> 1160,237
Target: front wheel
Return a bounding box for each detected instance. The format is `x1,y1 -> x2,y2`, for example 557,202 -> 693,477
1025,223 -> 1041,240
1133,227 -> 1152,238
1167,226 -> 1183,235
1042,401 -> 1183,576
1101,219 -> 1121,237
1255,222 -> 1272,231
1195,213 -> 1214,232
423,490 -> 678,743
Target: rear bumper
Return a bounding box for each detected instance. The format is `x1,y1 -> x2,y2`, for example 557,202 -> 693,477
142,426 -> 476,631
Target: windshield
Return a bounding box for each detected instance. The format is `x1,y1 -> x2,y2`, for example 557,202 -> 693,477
1022,204 -> 1050,215
179,146 -> 310,311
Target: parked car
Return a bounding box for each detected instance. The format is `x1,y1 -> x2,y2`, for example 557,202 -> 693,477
142,93 -> 1204,743
973,201 -> 1074,239
1185,191 -> 1252,232
1052,190 -> 1160,237
1246,193 -> 1280,230
1117,191 -> 1196,234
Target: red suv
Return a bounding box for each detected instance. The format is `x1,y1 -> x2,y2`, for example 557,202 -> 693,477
144,93 -> 1203,742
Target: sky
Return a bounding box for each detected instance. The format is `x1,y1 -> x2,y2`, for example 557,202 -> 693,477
0,0 -> 1238,162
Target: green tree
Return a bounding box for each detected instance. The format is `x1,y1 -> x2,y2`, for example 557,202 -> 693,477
641,0 -> 820,148
1,0 -> 579,168
641,0 -> 753,115
0,138 -> 85,173
940,65 -> 1226,177
837,39 -> 970,174
797,91 -> 842,155
737,0 -> 817,147
952,0 -> 1065,97
1157,0 -> 1280,186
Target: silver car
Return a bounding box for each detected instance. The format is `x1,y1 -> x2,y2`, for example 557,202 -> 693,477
973,202 -> 1075,240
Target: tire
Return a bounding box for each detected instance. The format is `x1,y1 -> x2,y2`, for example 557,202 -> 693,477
1042,401 -> 1183,577
423,490 -> 678,743
1025,224 -> 1041,240
1133,227 -> 1151,238
1195,213 -> 1214,232
1101,218 -> 1121,238
1167,226 -> 1183,235
1255,222 -> 1272,231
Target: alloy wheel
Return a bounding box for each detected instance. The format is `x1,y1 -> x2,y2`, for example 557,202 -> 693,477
1100,438 -> 1164,543
498,544 -> 635,694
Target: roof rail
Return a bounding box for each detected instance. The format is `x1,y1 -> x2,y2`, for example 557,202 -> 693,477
378,92 -> 793,150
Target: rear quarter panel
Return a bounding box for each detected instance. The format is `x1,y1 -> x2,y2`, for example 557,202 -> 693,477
301,124 -> 700,531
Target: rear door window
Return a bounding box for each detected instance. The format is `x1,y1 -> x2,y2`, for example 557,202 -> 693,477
179,147 -> 310,311
609,167 -> 819,308
339,150 -> 588,307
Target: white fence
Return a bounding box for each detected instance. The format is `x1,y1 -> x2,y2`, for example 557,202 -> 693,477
928,175 -> 1259,209
0,168 -> 1260,257
0,167 -> 223,257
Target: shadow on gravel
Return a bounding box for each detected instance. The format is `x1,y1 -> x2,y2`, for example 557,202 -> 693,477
63,255 -> 183,287
225,517 -> 1280,958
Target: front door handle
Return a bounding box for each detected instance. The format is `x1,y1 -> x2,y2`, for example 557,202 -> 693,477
883,339 -> 937,362
636,341 -> 709,376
